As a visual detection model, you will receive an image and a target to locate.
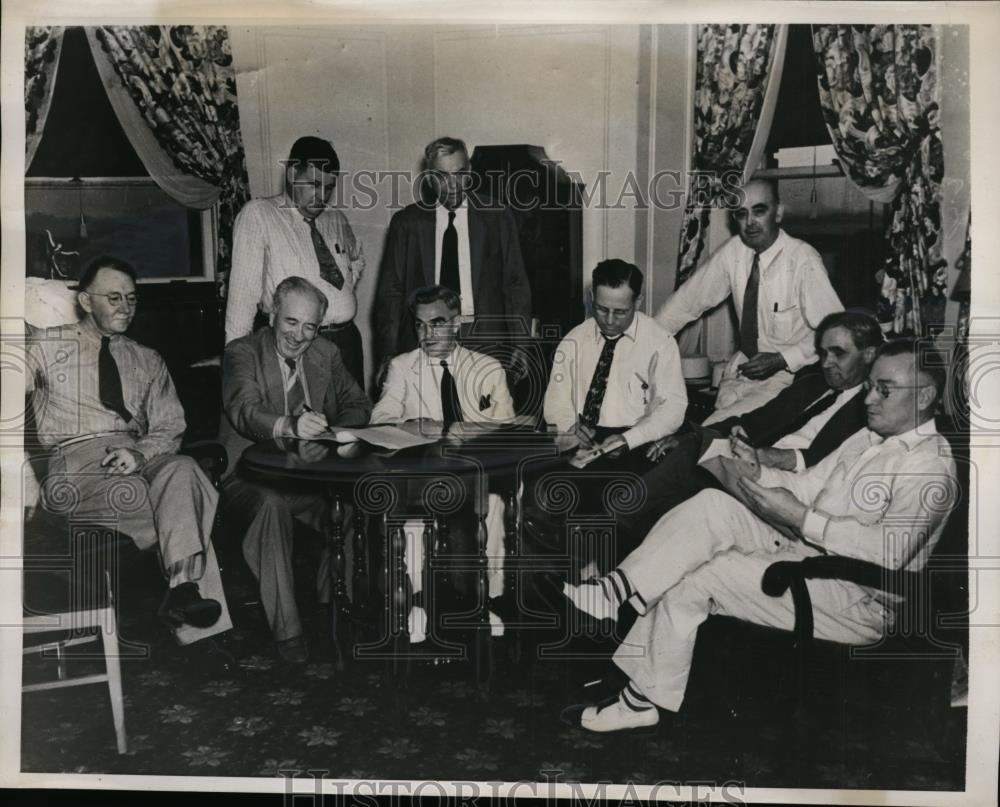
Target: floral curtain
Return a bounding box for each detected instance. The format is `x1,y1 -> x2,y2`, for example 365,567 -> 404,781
675,24 -> 787,288
24,27 -> 64,171
87,26 -> 251,287
812,24 -> 944,336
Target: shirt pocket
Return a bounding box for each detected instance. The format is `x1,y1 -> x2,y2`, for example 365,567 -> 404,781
770,303 -> 801,344
625,372 -> 651,412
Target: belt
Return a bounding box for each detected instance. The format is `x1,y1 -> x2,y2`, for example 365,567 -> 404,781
319,321 -> 354,333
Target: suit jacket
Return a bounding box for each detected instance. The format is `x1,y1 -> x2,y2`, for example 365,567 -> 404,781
373,193 -> 532,362
219,328 -> 372,476
711,372 -> 868,467
370,344 -> 515,425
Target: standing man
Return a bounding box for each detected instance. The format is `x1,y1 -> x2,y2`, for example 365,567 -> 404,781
561,339 -> 958,732
656,178 -> 843,421
27,256 -> 231,644
374,136 -> 532,366
544,260 -> 687,461
219,277 -> 372,662
227,136 -> 367,387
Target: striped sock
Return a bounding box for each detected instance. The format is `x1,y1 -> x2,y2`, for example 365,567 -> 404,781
598,569 -> 636,610
621,681 -> 654,712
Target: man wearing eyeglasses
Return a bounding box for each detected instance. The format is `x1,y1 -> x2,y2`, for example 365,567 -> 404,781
370,284 -> 514,639
561,338 -> 958,733
26,256 -> 232,644
373,137 -> 532,370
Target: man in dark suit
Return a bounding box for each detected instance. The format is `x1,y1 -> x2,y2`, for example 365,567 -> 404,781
219,276 -> 372,662
373,136 -> 532,366
594,311 -> 883,562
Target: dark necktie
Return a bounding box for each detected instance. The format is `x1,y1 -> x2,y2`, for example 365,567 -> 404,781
440,360 -> 463,424
440,211 -> 459,291
785,388 -> 839,436
740,252 -> 761,358
305,217 -> 345,290
285,358 -> 306,416
580,336 -> 620,428
98,336 -> 132,423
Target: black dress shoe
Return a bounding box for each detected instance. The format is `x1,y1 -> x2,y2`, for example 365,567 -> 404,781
158,582 -> 222,629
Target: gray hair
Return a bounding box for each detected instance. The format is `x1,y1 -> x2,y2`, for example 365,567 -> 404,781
272,276 -> 329,320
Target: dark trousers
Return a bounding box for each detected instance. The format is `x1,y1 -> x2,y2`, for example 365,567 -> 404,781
320,321 -> 365,390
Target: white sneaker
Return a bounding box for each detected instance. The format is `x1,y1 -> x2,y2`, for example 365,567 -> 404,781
563,580 -> 618,622
581,698 -> 659,733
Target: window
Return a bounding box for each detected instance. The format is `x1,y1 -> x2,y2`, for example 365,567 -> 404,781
25,27 -> 213,283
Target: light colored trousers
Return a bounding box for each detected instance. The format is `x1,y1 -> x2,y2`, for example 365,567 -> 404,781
42,435 -> 232,644
704,353 -> 794,424
614,488 -> 888,712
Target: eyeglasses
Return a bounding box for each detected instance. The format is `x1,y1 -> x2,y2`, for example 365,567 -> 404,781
85,291 -> 138,307
415,315 -> 459,333
863,379 -> 927,399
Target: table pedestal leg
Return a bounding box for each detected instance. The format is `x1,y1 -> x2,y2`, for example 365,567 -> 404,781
328,491 -> 349,670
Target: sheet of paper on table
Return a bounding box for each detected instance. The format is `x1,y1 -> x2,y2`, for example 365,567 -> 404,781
316,426 -> 440,450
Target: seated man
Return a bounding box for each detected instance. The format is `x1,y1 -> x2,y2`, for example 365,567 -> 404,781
613,310 -> 882,557
544,259 -> 687,464
26,255 -> 230,642
561,339 -> 958,732
656,178 -> 843,421
371,285 -> 513,637
219,276 -> 372,663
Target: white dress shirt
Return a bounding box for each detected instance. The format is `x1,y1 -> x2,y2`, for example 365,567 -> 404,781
772,383 -> 863,470
656,229 -> 843,373
370,344 -> 515,424
434,201 -> 474,317
543,312 -> 687,449
226,193 -> 365,343
757,420 -> 957,573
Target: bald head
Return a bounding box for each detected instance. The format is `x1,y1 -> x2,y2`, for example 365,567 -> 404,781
733,178 -> 783,253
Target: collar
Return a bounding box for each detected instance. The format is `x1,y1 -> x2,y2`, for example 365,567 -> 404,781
751,228 -> 789,270
422,344 -> 461,366
79,318 -> 117,344
886,418 -> 939,451
590,312 -> 640,344
839,383 -> 864,400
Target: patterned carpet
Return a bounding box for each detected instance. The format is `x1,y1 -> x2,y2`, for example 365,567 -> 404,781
20,550 -> 967,790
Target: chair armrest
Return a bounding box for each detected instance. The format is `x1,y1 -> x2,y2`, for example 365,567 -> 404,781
179,441 -> 228,487
761,556 -> 923,650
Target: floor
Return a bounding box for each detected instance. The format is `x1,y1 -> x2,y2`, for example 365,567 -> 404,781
20,544 -> 968,790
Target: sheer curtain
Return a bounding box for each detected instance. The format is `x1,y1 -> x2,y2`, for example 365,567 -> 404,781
674,24 -> 788,360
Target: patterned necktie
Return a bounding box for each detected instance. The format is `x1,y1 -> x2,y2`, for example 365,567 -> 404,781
305,217 -> 345,290
440,360 -> 463,424
740,252 -> 761,358
580,336 -> 620,428
440,211 -> 459,291
285,358 -> 306,416
98,336 -> 132,423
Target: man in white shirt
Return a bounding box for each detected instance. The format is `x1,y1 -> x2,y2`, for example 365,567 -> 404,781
611,310 -> 881,559
656,178 -> 843,421
544,259 -> 687,462
560,339 -> 958,733
226,136 -> 367,387
371,284 -> 513,638
373,137 -> 531,367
